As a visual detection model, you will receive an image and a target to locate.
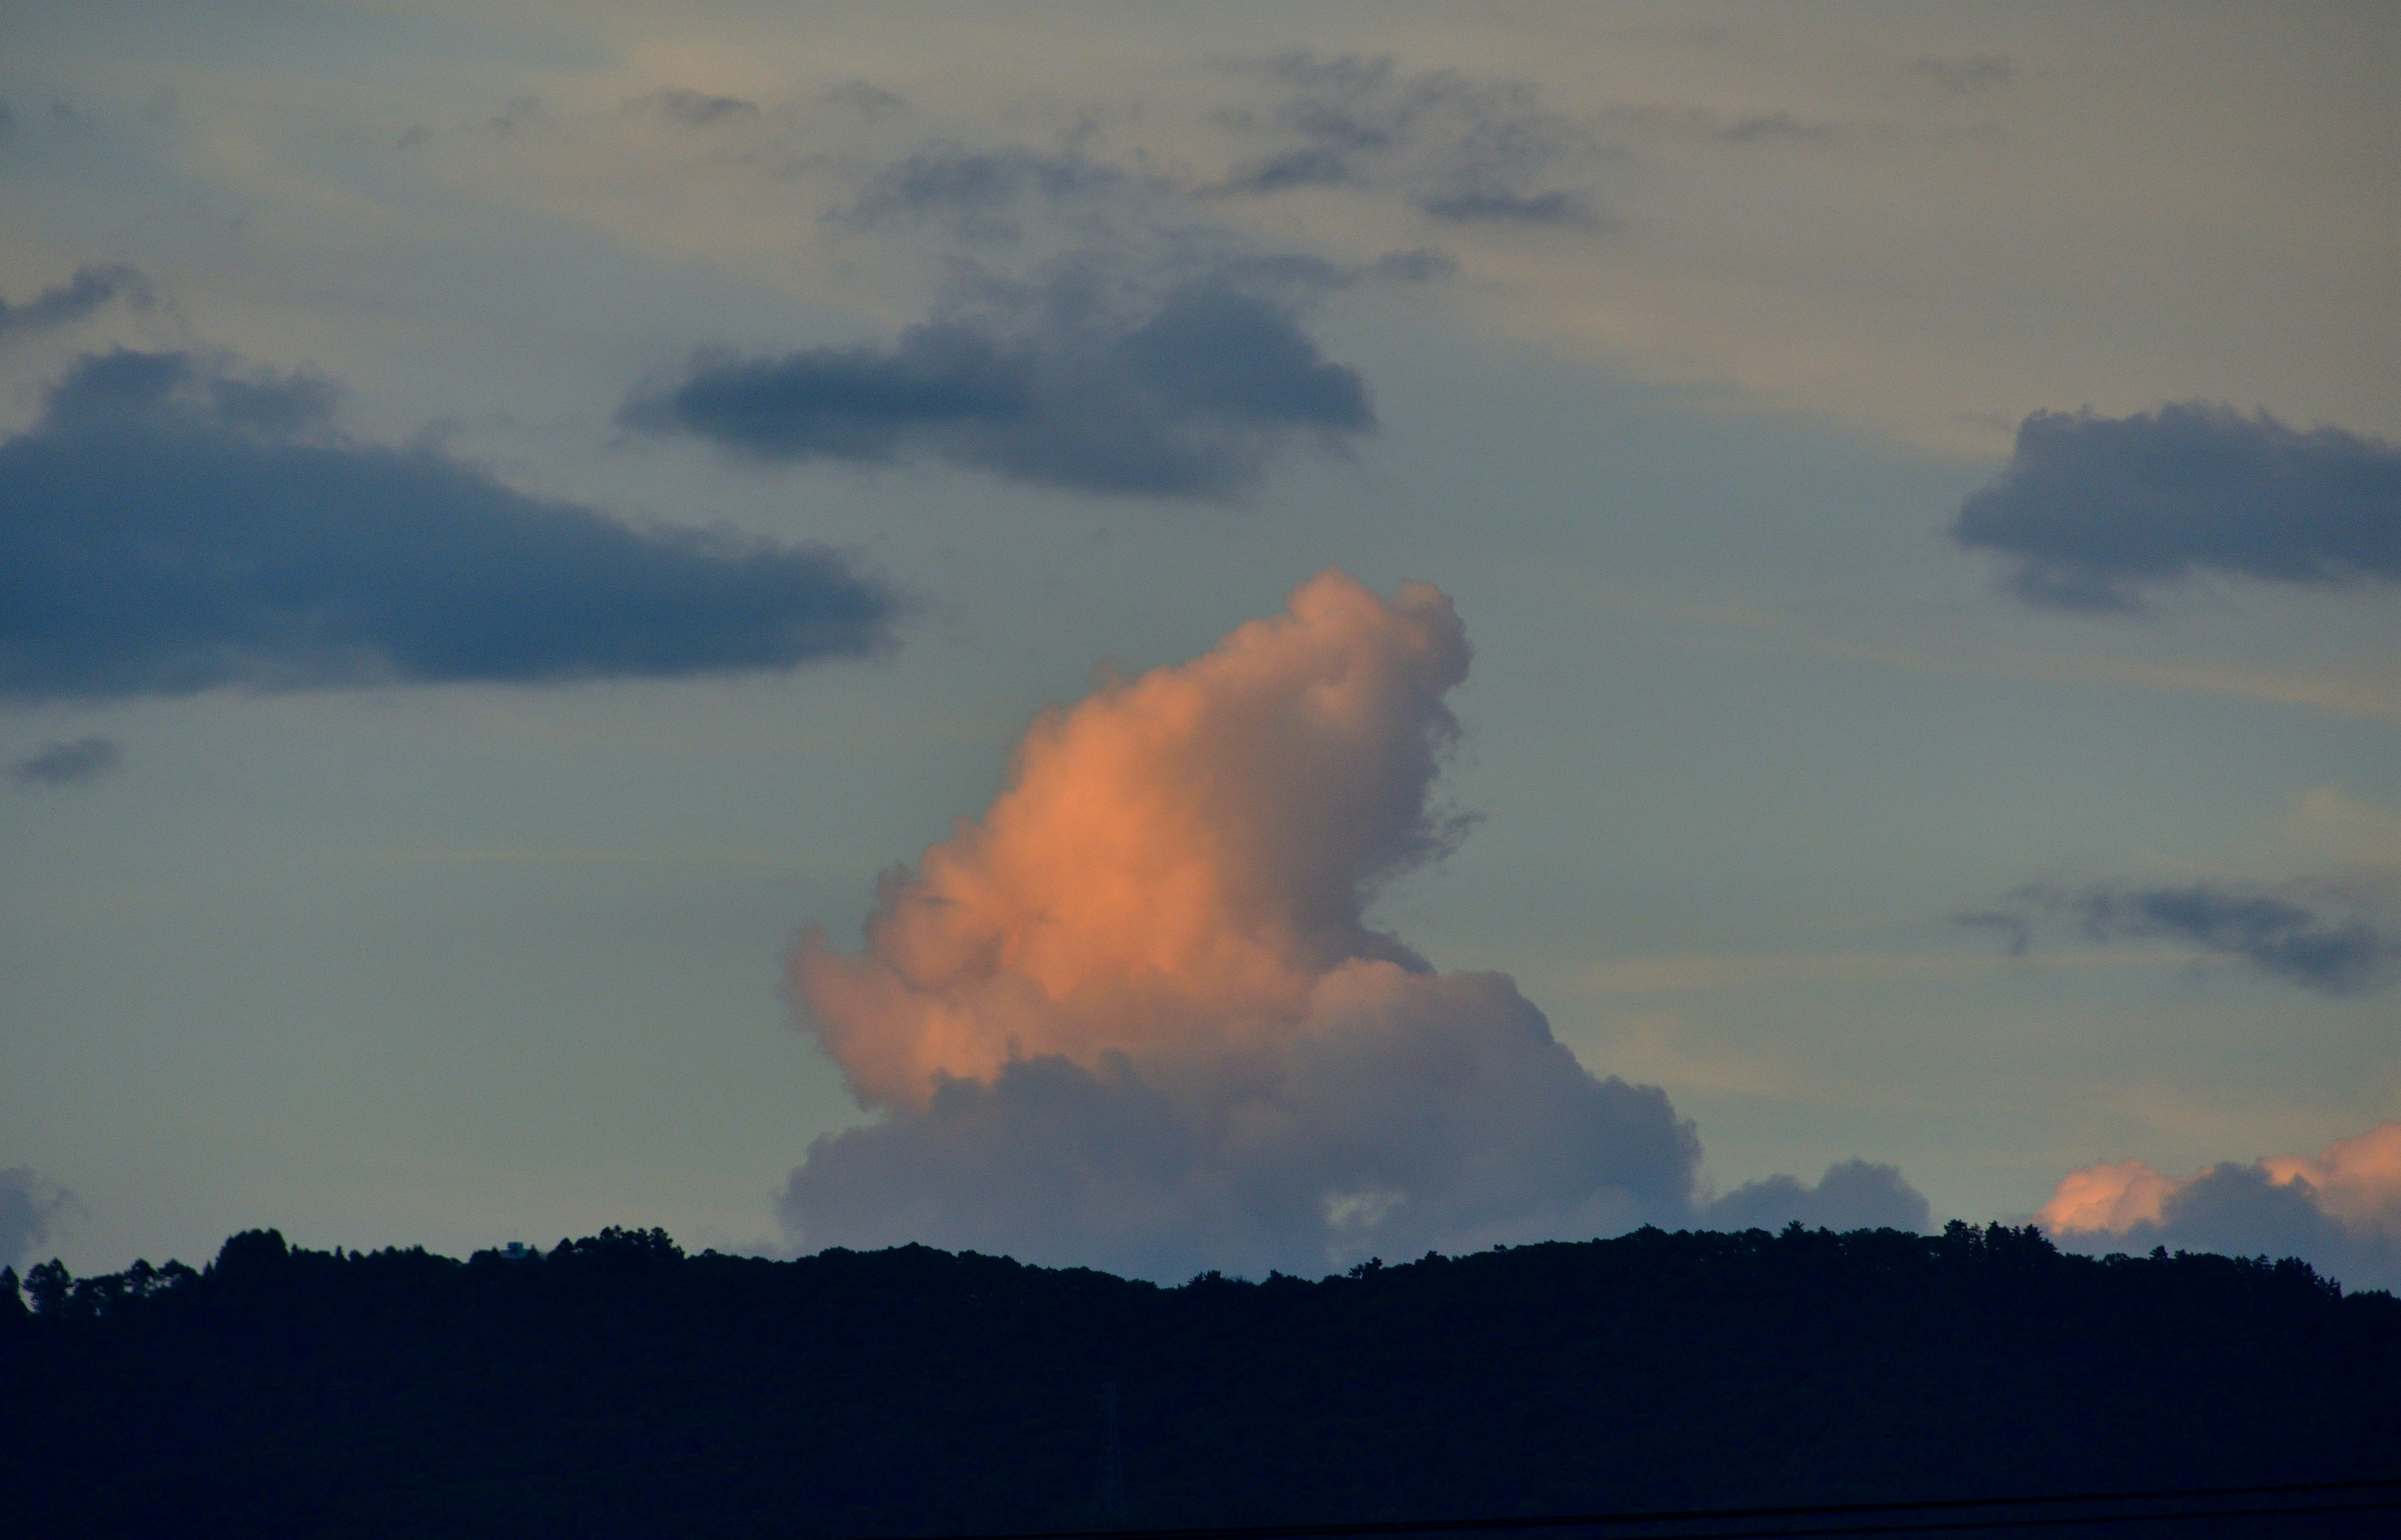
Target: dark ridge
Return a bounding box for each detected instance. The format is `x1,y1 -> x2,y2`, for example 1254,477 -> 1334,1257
3,1222 -> 2394,1537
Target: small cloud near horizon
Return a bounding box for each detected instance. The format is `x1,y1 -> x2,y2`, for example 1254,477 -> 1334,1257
2040,1122 -> 2401,1292
1,1167 -> 85,1270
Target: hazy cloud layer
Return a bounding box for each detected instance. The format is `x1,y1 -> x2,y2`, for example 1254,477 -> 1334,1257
1953,405 -> 2401,609
2040,1122 -> 2401,1292
1219,53 -> 1599,228
1,350 -> 897,700
625,281 -> 1372,499
6,735 -> 124,788
842,144 -> 1136,243
0,263 -> 149,345
0,1167 -> 84,1270
1702,1159 -> 1931,1234
780,573 -> 1922,1278
625,88 -> 759,128
1965,880 -> 2397,995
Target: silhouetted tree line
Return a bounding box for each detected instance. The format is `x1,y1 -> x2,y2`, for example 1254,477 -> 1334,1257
2,1221 -> 2393,1537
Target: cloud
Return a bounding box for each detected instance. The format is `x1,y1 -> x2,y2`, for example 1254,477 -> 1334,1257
0,263 -> 149,344
1911,55 -> 2015,93
1952,405 -> 2401,609
1416,188 -> 1593,226
0,1167 -> 84,1270
1718,112 -> 1833,146
624,279 -> 1373,499
1963,880 -> 2397,995
1219,53 -> 1601,228
7,735 -> 124,788
842,144 -> 1134,242
778,572 -> 1921,1279
626,88 -> 758,128
1702,1159 -> 1931,1233
2040,1122 -> 2401,1292
0,350 -> 897,701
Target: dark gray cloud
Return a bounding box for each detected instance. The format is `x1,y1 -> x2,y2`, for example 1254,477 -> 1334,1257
7,735 -> 124,788
1965,880 -> 2398,995
1701,1159 -> 1931,1234
0,1167 -> 84,1270
624,282 -> 1373,499
1416,187 -> 1593,226
1953,404 -> 2401,609
1220,53 -> 1600,229
627,88 -> 758,128
0,350 -> 897,701
0,263 -> 150,344
2055,1162 -> 2401,1294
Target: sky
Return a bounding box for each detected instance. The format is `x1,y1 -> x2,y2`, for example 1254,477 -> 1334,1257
3,1 -> 2395,1287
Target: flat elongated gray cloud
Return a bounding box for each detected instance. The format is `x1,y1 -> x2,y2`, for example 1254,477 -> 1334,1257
1965,880 -> 2397,995
1701,1159 -> 1931,1234
627,87 -> 758,128
0,1167 -> 84,1269
1953,404 -> 2401,609
625,281 -> 1373,499
0,350 -> 897,701
0,263 -> 149,343
779,573 -> 1921,1280
7,735 -> 124,788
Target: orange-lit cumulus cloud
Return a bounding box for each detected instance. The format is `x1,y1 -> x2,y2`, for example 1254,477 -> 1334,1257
2038,1122 -> 2401,1291
780,572 -> 1928,1278
794,570 -> 1470,1109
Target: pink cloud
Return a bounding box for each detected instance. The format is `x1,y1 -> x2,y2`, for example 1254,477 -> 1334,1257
2038,1121 -> 2401,1291
793,569 -> 1472,1109
778,571 -> 1925,1277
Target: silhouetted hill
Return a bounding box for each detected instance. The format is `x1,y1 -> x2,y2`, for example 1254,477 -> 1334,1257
3,1222 -> 2395,1537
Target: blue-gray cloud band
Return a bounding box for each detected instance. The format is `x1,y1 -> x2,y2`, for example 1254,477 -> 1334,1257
623,285 -> 1373,499
1953,404 -> 2400,609
6,735 -> 124,788
0,351 -> 897,701
0,264 -> 149,345
1964,880 -> 2397,996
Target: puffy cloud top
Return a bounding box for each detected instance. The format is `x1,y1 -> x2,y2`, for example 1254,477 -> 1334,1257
795,570 -> 1472,1108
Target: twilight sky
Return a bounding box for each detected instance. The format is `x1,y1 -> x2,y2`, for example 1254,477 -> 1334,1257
3,1 -> 2395,1286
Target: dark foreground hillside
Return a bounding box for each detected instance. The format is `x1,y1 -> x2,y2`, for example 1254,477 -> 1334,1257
3,1222 -> 2395,1537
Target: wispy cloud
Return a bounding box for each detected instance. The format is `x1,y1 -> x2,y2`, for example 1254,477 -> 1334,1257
1963,880 -> 2398,995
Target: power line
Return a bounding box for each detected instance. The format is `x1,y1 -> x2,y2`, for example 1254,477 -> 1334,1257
872,1477 -> 2401,1540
